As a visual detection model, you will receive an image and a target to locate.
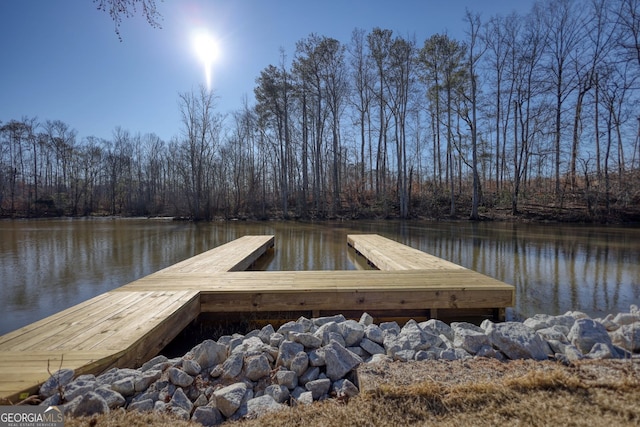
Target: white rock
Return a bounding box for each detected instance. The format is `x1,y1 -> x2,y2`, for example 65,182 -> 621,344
486,322 -> 550,360
170,387 -> 193,413
40,368 -> 75,398
452,323 -> 490,355
192,340 -> 228,370
221,352 -> 244,379
94,387 -> 125,409
276,340 -> 304,369
245,354 -> 271,381
313,314 -> 346,326
191,406 -> 223,426
421,319 -> 454,341
613,312 -> 639,327
243,395 -> 286,418
305,378 -> 331,399
275,369 -> 298,390
359,312 -> 374,326
610,322 -> 640,352
364,324 -> 385,344
167,367 -> 193,387
214,382 -> 248,418
265,384 -> 290,403
258,324 -> 275,344
360,337 -> 385,355
290,351 -> 309,377
323,341 -> 363,381
568,318 -> 613,354
340,320 -> 365,347
290,332 -> 323,349
332,379 -> 359,398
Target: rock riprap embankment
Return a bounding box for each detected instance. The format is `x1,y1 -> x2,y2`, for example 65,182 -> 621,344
39,306 -> 640,425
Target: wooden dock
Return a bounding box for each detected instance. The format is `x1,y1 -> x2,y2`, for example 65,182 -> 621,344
0,233 -> 514,403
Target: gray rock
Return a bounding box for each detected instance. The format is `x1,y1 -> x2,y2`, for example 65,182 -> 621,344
611,322 -> 640,352
452,324 -> 490,355
276,340 -> 304,369
475,345 -> 504,360
167,367 -> 194,387
613,312 -> 639,326
214,382 -> 248,418
323,341 -> 363,381
332,379 -> 359,398
269,332 -> 285,348
586,342 -> 617,359
400,320 -> 442,351
275,369 -> 298,390
183,359 -> 202,376
192,340 -> 228,370
379,321 -> 401,335
293,390 -> 313,405
340,320 -> 365,347
439,348 -> 458,360
128,398 -> 154,412
170,387 -> 193,413
245,354 -> 271,381
305,378 -> 331,400
393,349 -> 415,362
192,406 -> 223,426
221,352 -> 244,379
415,350 -> 438,361
296,316 -> 314,332
364,324 -> 385,344
94,387 -> 125,409
308,348 -> 326,366
265,384 -> 290,403
360,337 -> 385,355
258,324 -> 276,344
111,377 -> 136,396
290,351 -> 309,377
313,314 -> 346,326
420,319 -> 454,341
536,326 -> 569,343
299,366 -> 320,385
568,319 -> 613,354
244,395 -> 286,417
290,332 -> 323,349
359,312 -> 374,326
40,368 -> 75,398
523,314 -> 555,331
134,369 -> 161,392
486,322 -> 551,360
140,355 -> 168,372
277,321 -> 307,337
347,346 -> 369,358
70,391 -> 109,417
170,407 -> 191,420
193,393 -> 208,408
64,381 -> 96,401
313,322 -> 341,346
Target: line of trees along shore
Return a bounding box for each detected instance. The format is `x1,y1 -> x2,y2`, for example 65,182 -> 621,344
2,0 -> 640,221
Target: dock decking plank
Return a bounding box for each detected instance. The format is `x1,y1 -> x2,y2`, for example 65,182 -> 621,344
347,234 -> 466,270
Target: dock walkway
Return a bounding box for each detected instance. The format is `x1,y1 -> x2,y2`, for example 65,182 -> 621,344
0,233 -> 514,403
0,235 -> 274,403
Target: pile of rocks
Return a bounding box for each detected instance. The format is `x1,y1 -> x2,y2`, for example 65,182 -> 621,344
39,306 -> 640,425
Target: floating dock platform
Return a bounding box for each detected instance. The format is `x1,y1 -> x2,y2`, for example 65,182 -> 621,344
0,234 -> 514,403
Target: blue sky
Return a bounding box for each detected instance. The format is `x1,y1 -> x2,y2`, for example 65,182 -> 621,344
0,0 -> 534,143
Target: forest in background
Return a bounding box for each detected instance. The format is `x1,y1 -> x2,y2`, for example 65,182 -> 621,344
2,0 -> 640,222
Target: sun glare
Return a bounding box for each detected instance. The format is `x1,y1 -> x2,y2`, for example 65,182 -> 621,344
192,29 -> 219,91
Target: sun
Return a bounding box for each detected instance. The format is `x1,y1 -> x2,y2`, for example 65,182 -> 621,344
191,29 -> 219,91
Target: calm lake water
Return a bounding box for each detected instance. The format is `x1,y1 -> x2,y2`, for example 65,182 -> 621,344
1,218 -> 639,335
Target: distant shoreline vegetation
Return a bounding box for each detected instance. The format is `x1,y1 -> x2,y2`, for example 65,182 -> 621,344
2,1 -> 640,223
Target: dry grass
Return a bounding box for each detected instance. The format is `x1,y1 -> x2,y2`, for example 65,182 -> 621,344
65,358 -> 640,427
